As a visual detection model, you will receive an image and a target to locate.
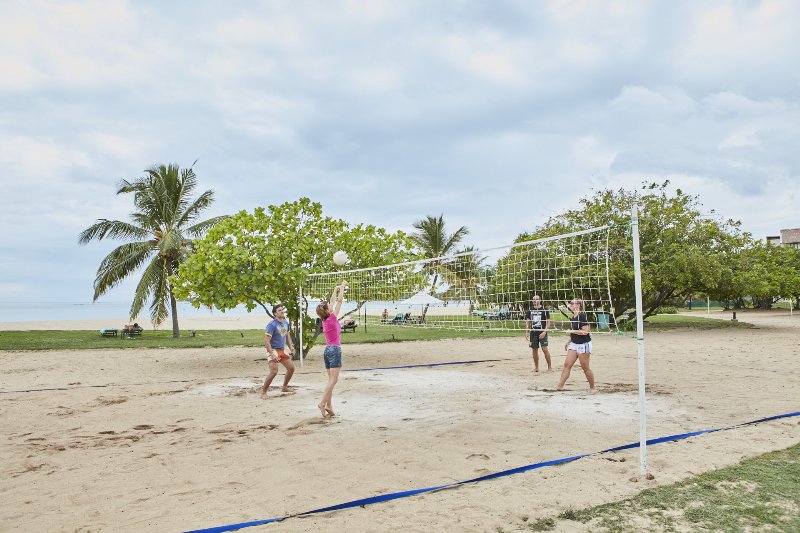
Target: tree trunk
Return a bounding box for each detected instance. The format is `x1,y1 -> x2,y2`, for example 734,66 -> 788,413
170,292 -> 180,338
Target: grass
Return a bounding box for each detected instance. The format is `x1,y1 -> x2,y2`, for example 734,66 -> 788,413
541,442 -> 800,532
0,314 -> 751,351
640,314 -> 754,330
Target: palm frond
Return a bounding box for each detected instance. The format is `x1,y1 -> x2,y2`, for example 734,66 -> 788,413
79,220 -> 148,244
176,190 -> 215,228
93,241 -> 155,300
185,215 -> 227,238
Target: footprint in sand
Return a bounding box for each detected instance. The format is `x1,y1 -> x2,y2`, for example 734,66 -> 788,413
288,418 -> 329,431
467,453 -> 491,460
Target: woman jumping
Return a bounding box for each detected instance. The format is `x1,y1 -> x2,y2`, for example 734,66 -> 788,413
316,281 -> 348,417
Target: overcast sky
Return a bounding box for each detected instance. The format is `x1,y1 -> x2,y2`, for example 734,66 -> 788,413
1,0 -> 799,310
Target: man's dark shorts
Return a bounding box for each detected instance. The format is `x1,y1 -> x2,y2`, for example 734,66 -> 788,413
529,332 -> 549,349
323,345 -> 342,369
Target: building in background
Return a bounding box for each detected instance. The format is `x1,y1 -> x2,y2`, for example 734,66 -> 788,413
766,228 -> 800,248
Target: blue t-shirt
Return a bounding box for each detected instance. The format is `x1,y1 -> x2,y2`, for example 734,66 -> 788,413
265,318 -> 290,349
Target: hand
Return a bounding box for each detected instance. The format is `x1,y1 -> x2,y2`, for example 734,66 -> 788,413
564,343 -> 569,352
268,353 -> 278,362
539,332 -> 546,340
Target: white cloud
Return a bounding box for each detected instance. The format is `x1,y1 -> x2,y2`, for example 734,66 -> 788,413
1,0 -> 799,307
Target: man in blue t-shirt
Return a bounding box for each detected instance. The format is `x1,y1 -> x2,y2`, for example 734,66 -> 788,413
260,304 -> 296,399
524,295 -> 552,372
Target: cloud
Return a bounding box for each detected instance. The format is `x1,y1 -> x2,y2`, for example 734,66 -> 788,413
1,1 -> 799,307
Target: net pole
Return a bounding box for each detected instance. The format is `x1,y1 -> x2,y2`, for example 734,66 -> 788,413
631,206 -> 648,476
299,286 -> 304,367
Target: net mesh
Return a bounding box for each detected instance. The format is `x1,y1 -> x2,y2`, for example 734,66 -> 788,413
304,226 -> 615,333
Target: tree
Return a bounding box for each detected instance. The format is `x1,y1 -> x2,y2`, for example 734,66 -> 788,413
409,214 -> 469,318
513,182 -> 750,322
171,198 -> 416,355
79,164 -> 226,337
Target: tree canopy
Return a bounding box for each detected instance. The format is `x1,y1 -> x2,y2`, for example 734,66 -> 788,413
513,181 -> 752,320
171,198 -> 416,353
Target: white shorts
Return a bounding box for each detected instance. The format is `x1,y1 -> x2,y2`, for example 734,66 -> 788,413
568,341 -> 592,354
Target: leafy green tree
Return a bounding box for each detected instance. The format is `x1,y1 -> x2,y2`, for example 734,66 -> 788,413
511,182 -> 750,322
171,198 -> 416,355
79,164 -> 226,337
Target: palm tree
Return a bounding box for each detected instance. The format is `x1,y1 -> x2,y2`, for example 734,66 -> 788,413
410,215 -> 469,318
79,164 -> 226,337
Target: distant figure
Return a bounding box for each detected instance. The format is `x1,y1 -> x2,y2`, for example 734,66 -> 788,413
525,295 -> 552,372
556,298 -> 595,391
381,309 -> 389,322
260,304 -> 296,399
317,281 -> 348,418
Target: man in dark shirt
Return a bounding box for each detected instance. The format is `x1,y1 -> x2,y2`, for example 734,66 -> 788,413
524,295 -> 552,372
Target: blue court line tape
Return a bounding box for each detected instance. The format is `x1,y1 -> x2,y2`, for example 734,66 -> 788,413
342,358 -> 507,372
0,358 -> 512,394
185,409 -> 800,533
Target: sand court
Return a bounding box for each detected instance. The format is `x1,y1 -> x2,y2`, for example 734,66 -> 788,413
1,314 -> 799,532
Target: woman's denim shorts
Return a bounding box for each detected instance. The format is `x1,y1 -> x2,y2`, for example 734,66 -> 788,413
323,345 -> 342,369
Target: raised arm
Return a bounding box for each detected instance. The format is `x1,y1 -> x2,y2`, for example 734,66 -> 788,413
331,281 -> 348,317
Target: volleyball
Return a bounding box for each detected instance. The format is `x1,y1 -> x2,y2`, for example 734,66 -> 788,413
333,250 -> 349,266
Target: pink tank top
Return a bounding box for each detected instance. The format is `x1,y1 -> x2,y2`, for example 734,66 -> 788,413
322,314 -> 341,346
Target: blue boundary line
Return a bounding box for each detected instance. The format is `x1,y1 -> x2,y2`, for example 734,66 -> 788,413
185,410 -> 800,533
0,358 -> 513,394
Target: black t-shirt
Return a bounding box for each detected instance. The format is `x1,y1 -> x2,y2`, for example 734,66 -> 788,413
569,312 -> 591,344
528,308 -> 550,331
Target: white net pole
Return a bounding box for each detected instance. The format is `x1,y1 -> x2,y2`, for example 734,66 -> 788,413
631,206 -> 648,477
298,286 -> 304,366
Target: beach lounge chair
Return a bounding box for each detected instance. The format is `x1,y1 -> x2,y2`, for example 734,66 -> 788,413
341,318 -> 359,332
387,312 -> 406,325
122,324 -> 144,338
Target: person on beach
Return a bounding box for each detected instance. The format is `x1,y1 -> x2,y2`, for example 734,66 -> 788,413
556,298 -> 596,391
316,281 -> 348,418
525,295 -> 552,372
260,304 -> 296,399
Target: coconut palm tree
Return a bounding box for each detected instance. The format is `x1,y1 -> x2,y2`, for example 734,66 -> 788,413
410,214 -> 469,317
79,164 -> 226,337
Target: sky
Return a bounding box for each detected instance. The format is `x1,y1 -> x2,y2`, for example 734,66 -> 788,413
1,0 -> 799,315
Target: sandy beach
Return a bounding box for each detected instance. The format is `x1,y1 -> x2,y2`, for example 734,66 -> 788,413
1,310 -> 798,532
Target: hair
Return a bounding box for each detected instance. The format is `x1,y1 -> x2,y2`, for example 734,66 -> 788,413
316,302 -> 330,320
272,304 -> 285,314
571,298 -> 584,311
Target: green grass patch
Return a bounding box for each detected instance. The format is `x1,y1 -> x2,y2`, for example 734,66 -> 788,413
642,314 -> 754,330
0,329 -> 269,351
0,314 -> 751,351
551,442 -> 800,532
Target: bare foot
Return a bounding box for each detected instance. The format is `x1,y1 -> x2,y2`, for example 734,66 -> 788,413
260,392 -> 268,400
325,406 -> 336,417
589,387 -> 598,394
534,368 -> 540,373
282,386 -> 291,392
317,403 -> 328,418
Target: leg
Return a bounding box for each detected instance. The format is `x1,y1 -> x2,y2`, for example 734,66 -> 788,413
531,347 -> 540,372
318,368 -> 331,417
260,361 -> 279,399
541,345 -> 552,371
280,359 -> 295,391
321,367 -> 341,416
577,352 -> 595,390
556,351 -> 579,390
